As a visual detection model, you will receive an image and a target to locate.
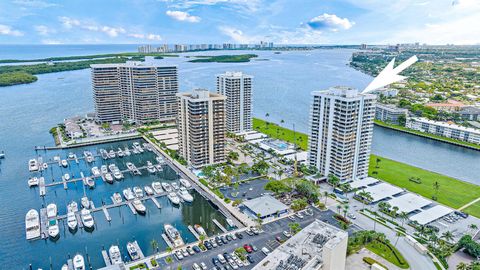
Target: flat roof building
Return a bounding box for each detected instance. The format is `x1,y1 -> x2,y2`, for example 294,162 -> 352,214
252,219 -> 348,270
177,89 -> 227,168
242,195 -> 289,221
406,117 -> 480,144
375,103 -> 407,125
217,71 -> 253,134
308,86 -> 376,182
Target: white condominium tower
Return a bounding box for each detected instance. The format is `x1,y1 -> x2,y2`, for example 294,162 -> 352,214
177,89 -> 227,168
308,86 -> 376,182
91,61 -> 178,123
216,71 -> 253,133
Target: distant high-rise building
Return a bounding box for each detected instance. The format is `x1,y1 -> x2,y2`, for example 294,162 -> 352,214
216,71 -> 253,134
308,86 -> 376,182
177,89 -> 227,168
91,61 -> 178,124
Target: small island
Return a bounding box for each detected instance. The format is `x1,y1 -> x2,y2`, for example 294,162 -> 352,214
188,54 -> 258,63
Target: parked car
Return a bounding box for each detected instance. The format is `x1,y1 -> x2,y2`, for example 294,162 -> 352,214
221,236 -> 228,244
250,244 -> 258,252
200,262 -> 208,270
186,246 -> 195,255
262,247 -> 270,255
283,231 -> 292,238
217,254 -> 227,264
192,263 -> 201,270
275,236 -> 282,242
175,250 -> 184,260
245,229 -> 253,236
226,234 -> 233,241
230,233 -> 237,240
235,232 -> 244,239
246,255 -> 255,263
205,241 -> 213,250
243,244 -> 253,253
181,249 -> 189,257
212,257 -> 220,266
251,227 -> 260,235
296,212 -> 304,219
348,213 -> 356,220
288,215 -> 296,221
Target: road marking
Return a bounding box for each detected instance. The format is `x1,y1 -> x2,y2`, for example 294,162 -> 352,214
458,197 -> 480,211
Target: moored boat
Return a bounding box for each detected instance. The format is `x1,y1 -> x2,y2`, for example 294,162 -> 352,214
108,150 -> 116,158
164,224 -> 184,247
91,166 -> 100,177
81,196 -> 90,209
123,188 -> 135,201
194,224 -> 207,236
28,159 -> 39,171
146,161 -> 156,173
105,173 -> 114,184
152,182 -> 163,194
61,159 -> 68,167
86,177 -> 95,189
64,173 -> 70,181
132,199 -> 146,215
113,171 -> 123,180
133,186 -> 143,198
48,219 -> 60,239
179,178 -> 191,188
167,192 -> 180,205
117,148 -> 124,158
100,165 -> 108,174
43,163 -> 48,170
67,212 -> 78,231
68,152 -> 75,159
162,182 -> 173,192
25,209 -> 40,240
28,177 -> 39,187
177,187 -> 193,203
171,182 -> 180,190
81,209 -> 95,230
46,203 -> 57,219
144,186 -> 154,196
73,254 -> 85,270
109,245 -> 123,264
112,192 -> 123,204
124,147 -> 131,156
127,242 -> 140,260
68,201 -> 78,213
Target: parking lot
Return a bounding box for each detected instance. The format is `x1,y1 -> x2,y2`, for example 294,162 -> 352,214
219,179 -> 270,201
154,207 -> 360,270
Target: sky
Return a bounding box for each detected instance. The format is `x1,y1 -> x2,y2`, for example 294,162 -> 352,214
0,0 -> 479,45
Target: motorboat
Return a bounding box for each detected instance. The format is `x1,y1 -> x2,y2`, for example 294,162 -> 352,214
127,242 -> 140,260
73,254 -> 85,270
144,186 -> 154,196
177,187 -> 193,203
156,156 -> 165,164
104,173 -> 114,184
48,219 -> 60,239
28,159 -> 39,171
123,188 -> 135,201
100,149 -> 109,160
68,201 -> 78,213
67,212 -> 78,231
162,182 -> 173,192
117,148 -> 124,158
91,167 -> 101,177
226,218 -> 235,228
61,159 -> 68,167
28,177 -> 39,187
132,199 -> 146,215
155,164 -> 163,172
25,209 -> 40,240
179,178 -> 191,189
146,161 -> 156,173
133,186 -> 143,198
0,151 -> 5,159
143,143 -> 153,152
108,164 -> 117,173
113,171 -> 123,180
81,209 -> 95,230
83,151 -> 94,163
62,264 -> 68,270
124,147 -> 131,156
133,142 -> 144,153
152,182 -> 163,194
171,182 -> 180,190
194,224 -> 207,236
46,203 -> 57,218
167,192 -> 180,205
86,177 -> 95,189
43,163 -> 48,170
126,162 -> 135,171
68,152 -> 75,159
101,165 -> 108,174
112,192 -> 123,204
108,150 -> 116,158
81,196 -> 90,209
64,173 -> 70,181
164,224 -> 184,247
109,245 -> 123,264
131,147 -> 139,154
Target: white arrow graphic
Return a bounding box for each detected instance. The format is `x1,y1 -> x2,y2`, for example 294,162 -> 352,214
363,55 -> 418,93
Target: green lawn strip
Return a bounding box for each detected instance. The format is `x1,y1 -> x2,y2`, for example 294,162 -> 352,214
374,120 -> 480,151
252,118 -> 308,150
366,241 -> 409,269
0,52 -> 178,63
188,54 -> 257,63
463,201 -> 480,217
369,155 -> 480,212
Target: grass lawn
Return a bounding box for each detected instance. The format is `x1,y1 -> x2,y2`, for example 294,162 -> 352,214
464,201 -> 480,217
366,241 -> 409,269
252,118 -> 308,150
369,155 -> 480,215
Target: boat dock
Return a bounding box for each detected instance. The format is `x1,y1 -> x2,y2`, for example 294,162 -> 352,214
161,233 -> 174,248
131,241 -> 145,259
75,212 -> 84,229
39,177 -> 45,196
212,219 -> 227,233
127,202 -> 136,215
102,208 -> 111,222
39,208 -> 48,239
188,225 -> 200,240
101,249 -> 111,266
150,197 -> 161,208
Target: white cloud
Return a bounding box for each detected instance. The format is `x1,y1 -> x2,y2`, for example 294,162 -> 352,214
58,17 -> 126,37
219,26 -> 259,43
219,25 -> 329,44
13,0 -> 58,8
307,14 -> 354,32
0,24 -> 23,36
166,10 -> 201,22
34,25 -> 55,36
41,39 -> 62,44
128,33 -> 162,40
160,0 -> 262,13
59,16 -> 80,29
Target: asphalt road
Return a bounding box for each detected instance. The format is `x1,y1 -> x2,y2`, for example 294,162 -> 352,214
156,207 -> 355,270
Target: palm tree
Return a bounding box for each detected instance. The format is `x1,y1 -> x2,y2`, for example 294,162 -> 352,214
336,204 -> 342,214
441,231 -> 454,243
327,174 -> 340,190
469,223 -> 478,235
265,113 -> 270,129
199,234 -> 206,245
375,157 -> 381,168
391,206 -> 399,221
276,169 -> 283,180
150,239 -> 159,253
394,231 -> 403,247
433,181 -> 440,200
398,211 -> 408,226
429,234 -> 438,248
456,262 -> 468,270
323,191 -> 329,205
343,204 -> 350,218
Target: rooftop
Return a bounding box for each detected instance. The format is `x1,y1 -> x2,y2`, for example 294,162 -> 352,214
363,182 -> 403,203
409,205 -> 453,225
387,193 -> 432,214
409,117 -> 480,134
242,195 -> 288,218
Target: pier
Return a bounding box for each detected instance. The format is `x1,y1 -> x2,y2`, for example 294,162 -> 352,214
212,219 -> 228,233
39,177 -> 45,196
101,249 -> 111,266
127,202 -> 136,215
102,208 -> 111,222
161,233 -> 174,248
188,225 -> 200,240
150,197 -> 161,208
39,208 -> 48,239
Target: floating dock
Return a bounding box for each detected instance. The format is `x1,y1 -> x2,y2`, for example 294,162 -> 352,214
101,249 -> 111,266
150,197 -> 161,208
212,219 -> 227,233
188,225 -> 200,240
127,202 -> 136,215
102,208 -> 111,222
39,177 -> 45,196
39,208 -> 48,239
161,233 -> 174,248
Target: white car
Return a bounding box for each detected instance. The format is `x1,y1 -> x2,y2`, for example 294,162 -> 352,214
283,231 -> 292,238
296,212 -> 304,219
200,262 -> 208,270
192,263 -> 201,270
217,254 -> 227,264
175,250 -> 183,260
262,247 -> 270,255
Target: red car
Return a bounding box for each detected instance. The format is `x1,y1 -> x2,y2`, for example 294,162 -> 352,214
243,244 -> 253,253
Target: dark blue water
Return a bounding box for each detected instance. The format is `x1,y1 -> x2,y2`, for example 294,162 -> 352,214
0,45 -> 479,268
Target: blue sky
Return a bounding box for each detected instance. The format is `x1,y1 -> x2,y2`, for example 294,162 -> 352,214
0,0 -> 479,45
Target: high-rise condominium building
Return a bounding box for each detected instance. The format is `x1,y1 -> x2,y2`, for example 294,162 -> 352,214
91,61 -> 178,123
308,86 -> 376,182
177,89 -> 227,168
216,71 -> 253,134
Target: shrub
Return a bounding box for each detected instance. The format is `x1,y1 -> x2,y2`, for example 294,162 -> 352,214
363,257 -> 388,269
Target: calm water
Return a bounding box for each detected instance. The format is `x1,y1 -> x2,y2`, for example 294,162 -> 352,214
0,45 -> 479,268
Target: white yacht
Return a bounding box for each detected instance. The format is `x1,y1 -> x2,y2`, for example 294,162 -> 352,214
108,164 -> 117,173
108,150 -> 116,158
132,199 -> 146,215
179,178 -> 192,189
124,147 -> 131,156
144,186 -> 154,196
109,245 -> 123,264
91,167 -> 100,177
123,188 -> 135,201
86,177 -> 95,189
177,187 -> 194,203
100,165 -> 108,174
156,156 -> 165,164
194,224 -> 207,236
28,177 -> 39,187
28,159 -> 39,171
100,149 -> 109,160
155,164 -> 163,172
46,203 -> 57,219
126,162 -> 135,171
61,159 -> 68,167
48,219 -> 60,239
152,182 -> 163,194
161,182 -> 173,192
167,192 -> 180,205
117,148 -> 124,158
171,182 -> 180,190
43,163 -> 48,170
133,186 -> 143,198
81,209 -> 95,230
64,173 -> 70,181
127,242 -> 140,260
104,173 -> 114,184
164,224 -> 184,247
84,151 -> 94,163
113,171 -> 123,180
112,192 -> 123,204
73,254 -> 85,270
146,161 -> 156,173
25,209 -> 40,240
143,143 -> 153,152
68,152 -> 75,159
81,196 -> 90,209
67,212 -> 78,231
68,201 -> 78,213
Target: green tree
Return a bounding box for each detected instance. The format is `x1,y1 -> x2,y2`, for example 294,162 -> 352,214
291,198 -> 308,211
327,174 -> 340,190
150,239 -> 158,253
433,181 -> 440,200
265,180 -> 291,194
295,179 -> 319,203
394,231 -> 403,247
228,151 -> 239,161
288,222 -> 301,234
441,231 -> 454,243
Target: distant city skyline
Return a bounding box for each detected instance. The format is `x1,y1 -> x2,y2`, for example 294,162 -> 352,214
0,0 -> 479,45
